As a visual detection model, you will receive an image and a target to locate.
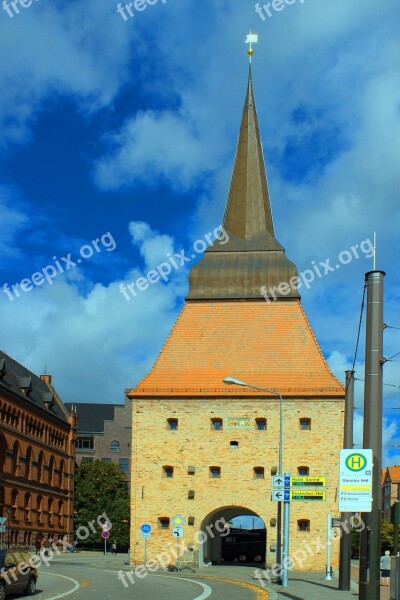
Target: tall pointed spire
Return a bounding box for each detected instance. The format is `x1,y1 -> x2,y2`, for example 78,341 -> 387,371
187,52 -> 299,301
222,65 -> 275,241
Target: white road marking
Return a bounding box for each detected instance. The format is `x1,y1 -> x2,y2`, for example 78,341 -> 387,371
39,572 -> 80,599
41,565 -> 213,599
154,575 -> 212,599
178,576 -> 213,599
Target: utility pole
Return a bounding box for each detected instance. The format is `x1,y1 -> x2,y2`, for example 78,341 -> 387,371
339,370 -> 354,590
394,483 -> 400,556
282,472 -> 290,587
358,270 -> 385,600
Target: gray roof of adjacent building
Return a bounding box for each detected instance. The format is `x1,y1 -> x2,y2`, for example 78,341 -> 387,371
0,349 -> 69,423
64,402 -> 123,434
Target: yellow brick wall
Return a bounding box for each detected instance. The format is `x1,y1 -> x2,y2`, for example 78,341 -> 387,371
130,396 -> 344,571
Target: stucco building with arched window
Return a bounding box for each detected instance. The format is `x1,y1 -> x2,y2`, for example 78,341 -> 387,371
0,350 -> 77,547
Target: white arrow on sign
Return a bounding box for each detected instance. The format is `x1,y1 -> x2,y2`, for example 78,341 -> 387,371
272,489 -> 291,501
272,476 -> 285,488
173,527 -> 184,538
272,490 -> 285,501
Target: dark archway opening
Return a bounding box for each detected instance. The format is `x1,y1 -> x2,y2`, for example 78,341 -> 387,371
199,506 -> 266,568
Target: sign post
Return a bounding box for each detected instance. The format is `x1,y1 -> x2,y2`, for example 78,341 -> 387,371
325,512 -> 332,581
282,472 -> 290,587
173,527 -> 184,568
102,529 -> 110,559
140,524 -> 152,565
171,516 -> 185,569
0,518 -> 7,549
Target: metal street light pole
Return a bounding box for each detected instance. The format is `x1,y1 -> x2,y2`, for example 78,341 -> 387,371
223,376 -> 285,585
358,270 -> 385,600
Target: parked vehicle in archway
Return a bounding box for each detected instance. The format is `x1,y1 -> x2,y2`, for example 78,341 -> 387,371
222,528 -> 266,563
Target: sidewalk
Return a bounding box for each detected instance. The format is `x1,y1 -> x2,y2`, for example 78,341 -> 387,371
186,565 -> 359,600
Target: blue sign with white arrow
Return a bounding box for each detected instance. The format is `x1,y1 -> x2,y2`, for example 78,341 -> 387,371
141,523 -> 152,534
272,489 -> 290,501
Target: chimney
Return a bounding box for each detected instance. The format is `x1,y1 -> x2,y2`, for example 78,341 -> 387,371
40,374 -> 52,385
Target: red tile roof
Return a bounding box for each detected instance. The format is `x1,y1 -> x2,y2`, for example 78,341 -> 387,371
385,466 -> 400,484
129,300 -> 344,398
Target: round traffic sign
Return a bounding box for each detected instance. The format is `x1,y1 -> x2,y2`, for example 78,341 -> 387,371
141,523 -> 152,534
102,531 -> 110,538
345,453 -> 367,472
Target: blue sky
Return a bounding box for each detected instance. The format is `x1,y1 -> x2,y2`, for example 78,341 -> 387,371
0,0 -> 400,465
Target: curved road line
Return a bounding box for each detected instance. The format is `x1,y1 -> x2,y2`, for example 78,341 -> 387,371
39,572 -> 81,599
154,575 -> 212,599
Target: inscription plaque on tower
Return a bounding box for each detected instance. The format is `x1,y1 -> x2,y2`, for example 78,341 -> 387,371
226,417 -> 251,428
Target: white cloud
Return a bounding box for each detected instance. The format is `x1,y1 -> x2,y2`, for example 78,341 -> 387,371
0,222 -> 184,404
129,221 -> 175,269
326,351 -> 351,384
0,0 -> 133,147
94,110 -> 218,191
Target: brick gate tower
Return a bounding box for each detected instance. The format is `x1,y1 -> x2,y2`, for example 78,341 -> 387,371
128,58 -> 345,571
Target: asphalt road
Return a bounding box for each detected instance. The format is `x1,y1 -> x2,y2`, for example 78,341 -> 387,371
17,556 -> 260,599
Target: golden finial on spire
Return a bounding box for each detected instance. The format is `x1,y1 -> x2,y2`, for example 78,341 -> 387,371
245,31 -> 259,63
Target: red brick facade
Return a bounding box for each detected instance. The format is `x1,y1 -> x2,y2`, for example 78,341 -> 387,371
0,357 -> 77,547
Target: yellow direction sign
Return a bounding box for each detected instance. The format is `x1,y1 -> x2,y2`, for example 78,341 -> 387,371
290,476 -> 326,487
290,490 -> 326,501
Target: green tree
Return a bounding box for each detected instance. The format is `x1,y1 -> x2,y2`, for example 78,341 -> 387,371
74,460 -> 130,547
381,521 -> 394,553
351,521 -> 394,558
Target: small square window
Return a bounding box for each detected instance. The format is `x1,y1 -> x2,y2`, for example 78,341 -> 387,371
163,466 -> 174,478
188,490 -> 195,499
256,418 -> 267,431
188,517 -> 195,526
298,519 -> 310,532
254,467 -> 265,479
298,466 -> 309,476
211,418 -> 223,431
168,419 -> 178,431
158,517 -> 170,529
210,466 -> 221,478
230,441 -> 239,448
188,466 -> 196,475
300,418 -> 311,430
